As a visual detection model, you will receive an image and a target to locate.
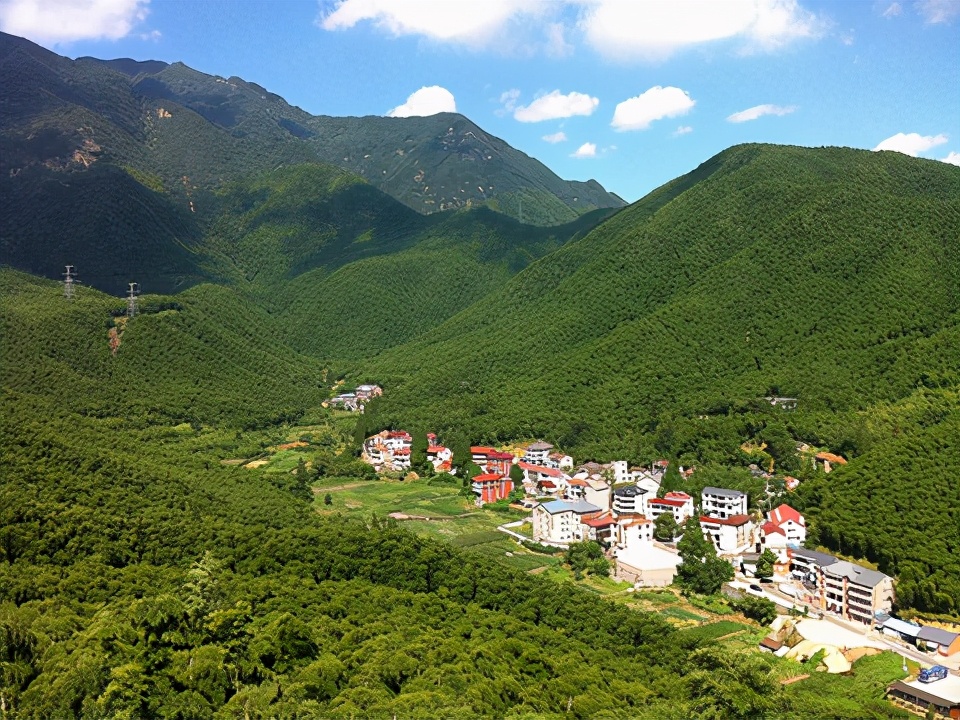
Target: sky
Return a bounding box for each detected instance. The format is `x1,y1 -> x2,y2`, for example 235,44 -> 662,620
1,0 -> 958,202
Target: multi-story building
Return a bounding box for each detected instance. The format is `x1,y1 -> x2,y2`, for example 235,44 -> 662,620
766,503 -> 806,544
612,485 -> 649,516
790,548 -> 894,624
647,492 -> 694,525
699,515 -> 755,553
472,473 -> 514,505
701,487 -> 748,519
532,500 -> 601,545
524,441 -> 555,466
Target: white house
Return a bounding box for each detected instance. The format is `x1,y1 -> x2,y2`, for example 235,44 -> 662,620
646,492 -> 694,525
699,514 -> 755,554
524,441 -> 555,466
701,487 -> 748,519
611,485 -> 649,517
767,504 -> 806,544
532,500 -> 601,545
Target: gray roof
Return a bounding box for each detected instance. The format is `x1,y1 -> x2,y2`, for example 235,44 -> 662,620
917,626 -> 960,646
539,500 -> 600,515
702,486 -> 746,498
823,560 -> 890,588
527,441 -> 554,451
792,548 -> 838,567
613,486 -> 647,497
882,618 -> 922,638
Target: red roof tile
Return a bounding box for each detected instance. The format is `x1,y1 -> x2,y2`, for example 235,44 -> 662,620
769,504 -> 804,527
762,521 -> 786,536
649,498 -> 687,508
815,451 -> 847,464
473,473 -> 505,483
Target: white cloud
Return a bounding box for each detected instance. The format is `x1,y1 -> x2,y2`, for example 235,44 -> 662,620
940,151 -> 960,166
542,131 -> 568,143
0,0 -> 149,45
873,132 -> 948,156
611,86 -> 695,131
882,2 -> 902,17
579,0 -> 824,61
496,88 -> 521,116
387,86 -> 457,117
514,90 -> 599,122
139,28 -> 160,41
319,0 -> 543,47
571,142 -> 597,158
727,103 -> 798,123
544,21 -> 573,57
916,0 -> 960,23
673,125 -> 693,136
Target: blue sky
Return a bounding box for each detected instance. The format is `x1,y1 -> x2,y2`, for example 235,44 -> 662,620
1,0 -> 958,201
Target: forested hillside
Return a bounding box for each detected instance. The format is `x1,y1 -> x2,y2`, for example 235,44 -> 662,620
0,31 -> 623,293
363,145 -> 960,455
0,271 -> 909,718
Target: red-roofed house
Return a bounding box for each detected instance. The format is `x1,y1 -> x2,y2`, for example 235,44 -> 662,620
767,504 -> 806,544
647,492 -> 694,525
761,521 -> 789,560
700,515 -> 756,554
472,473 -> 514,505
427,445 -> 453,474
581,511 -> 618,543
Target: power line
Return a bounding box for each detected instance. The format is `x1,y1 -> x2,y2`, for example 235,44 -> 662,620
126,282 -> 139,318
63,265 -> 76,300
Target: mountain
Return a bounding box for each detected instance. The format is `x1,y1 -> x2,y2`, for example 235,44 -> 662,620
0,31 -> 623,258
360,144 -> 960,454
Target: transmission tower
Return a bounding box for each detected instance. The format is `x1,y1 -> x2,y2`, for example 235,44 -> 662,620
63,265 -> 76,300
126,282 -> 139,318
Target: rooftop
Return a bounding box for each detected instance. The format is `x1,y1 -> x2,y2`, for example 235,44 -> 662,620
613,486 -> 647,498
892,673 -> 960,706
539,499 -> 601,515
823,560 -> 890,588
769,503 -> 804,526
702,486 -> 746,498
917,625 -> 960,646
527,441 -> 554,451
792,547 -> 838,567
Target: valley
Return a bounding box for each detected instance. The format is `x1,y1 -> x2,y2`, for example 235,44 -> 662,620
1,26 -> 958,720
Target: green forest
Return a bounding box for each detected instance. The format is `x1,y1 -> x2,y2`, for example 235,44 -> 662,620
2,33 -> 960,714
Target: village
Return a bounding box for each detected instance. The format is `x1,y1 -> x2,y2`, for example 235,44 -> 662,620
356,425 -> 960,716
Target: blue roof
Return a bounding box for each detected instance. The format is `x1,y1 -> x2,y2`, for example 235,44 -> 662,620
883,618 -> 922,638
539,500 -> 601,515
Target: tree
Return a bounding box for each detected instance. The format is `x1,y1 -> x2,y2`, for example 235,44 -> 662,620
654,512 -> 679,542
675,517 -> 733,595
659,462 -> 684,496
323,493 -> 332,506
755,548 -> 777,580
564,541 -> 609,580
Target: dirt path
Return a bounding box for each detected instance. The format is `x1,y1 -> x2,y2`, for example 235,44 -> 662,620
780,675 -> 810,686
312,481 -> 369,494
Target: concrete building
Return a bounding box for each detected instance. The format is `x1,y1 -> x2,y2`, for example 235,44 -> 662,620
790,548 -> 894,624
699,514 -> 755,554
612,485 -> 649,516
701,487 -> 748,519
767,503 -> 806,544
647,492 -> 694,525
532,500 -> 601,545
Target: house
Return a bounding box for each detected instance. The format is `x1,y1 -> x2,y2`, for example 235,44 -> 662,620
355,384 -> 383,400
532,500 -> 601,545
784,476 -> 800,491
616,515 -> 655,549
887,675 -> 960,720
814,451 -> 847,473
612,485 -> 649,516
647,492 -> 694,525
790,548 -> 894,624
427,444 -> 453,473
519,461 -> 568,494
701,487 -> 748,519
699,514 -> 755,554
549,452 -> 574,470
472,473 -> 514,505
917,626 -> 960,657
880,617 -> 923,643
766,503 -> 807,544
580,511 -> 618,544
472,446 -> 514,476
363,430 -> 413,471
524,441 -> 555,465
760,521 -> 790,561
764,396 -> 798,410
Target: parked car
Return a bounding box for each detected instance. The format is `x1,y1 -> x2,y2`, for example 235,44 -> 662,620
748,584 -> 763,594
919,665 -> 948,683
